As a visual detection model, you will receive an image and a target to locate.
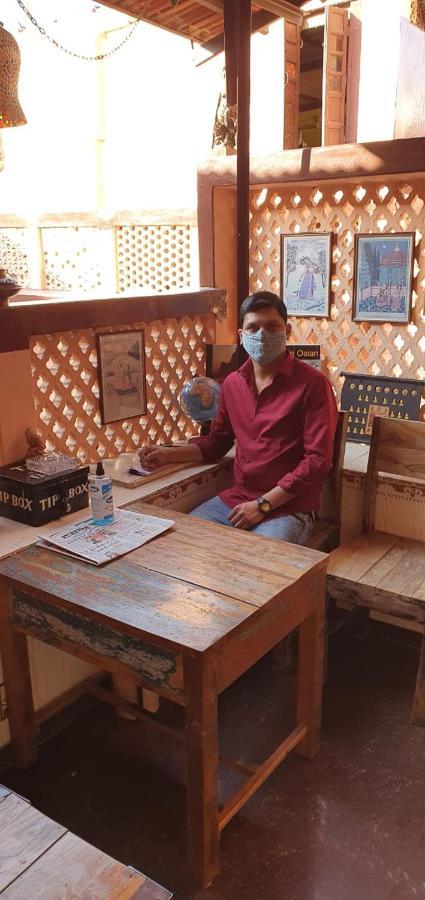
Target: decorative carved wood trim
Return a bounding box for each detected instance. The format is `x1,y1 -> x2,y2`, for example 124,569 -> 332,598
0,289 -> 227,353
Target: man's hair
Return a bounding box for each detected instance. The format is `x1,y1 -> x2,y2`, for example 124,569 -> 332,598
239,291 -> 288,326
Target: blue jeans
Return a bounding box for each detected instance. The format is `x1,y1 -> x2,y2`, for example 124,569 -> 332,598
189,495 -> 314,546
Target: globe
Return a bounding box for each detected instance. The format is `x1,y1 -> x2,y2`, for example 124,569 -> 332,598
179,376 -> 220,424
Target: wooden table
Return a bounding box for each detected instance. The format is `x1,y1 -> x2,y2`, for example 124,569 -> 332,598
0,783 -> 171,898
0,503 -> 327,887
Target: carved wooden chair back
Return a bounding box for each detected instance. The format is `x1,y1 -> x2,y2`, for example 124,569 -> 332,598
318,410 -> 348,537
363,417 -> 425,534
306,411 -> 348,552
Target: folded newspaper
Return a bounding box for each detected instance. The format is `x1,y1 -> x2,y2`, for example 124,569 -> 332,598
37,508 -> 174,566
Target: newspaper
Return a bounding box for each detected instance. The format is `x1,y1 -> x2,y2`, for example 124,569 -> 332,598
37,508 -> 174,566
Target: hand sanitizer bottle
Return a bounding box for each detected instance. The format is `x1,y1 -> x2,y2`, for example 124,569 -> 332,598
89,461 -> 114,525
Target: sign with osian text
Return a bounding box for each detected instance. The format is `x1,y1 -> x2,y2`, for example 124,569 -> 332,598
288,344 -> 321,368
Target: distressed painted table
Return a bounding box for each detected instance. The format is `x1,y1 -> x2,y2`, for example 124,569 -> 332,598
0,502 -> 327,888
0,783 -> 171,898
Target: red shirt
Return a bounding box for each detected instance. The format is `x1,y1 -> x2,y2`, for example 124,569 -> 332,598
193,352 -> 338,517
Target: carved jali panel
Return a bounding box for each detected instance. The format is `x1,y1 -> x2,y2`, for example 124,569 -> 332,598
116,225 -> 192,293
0,228 -> 31,287
30,315 -> 214,463
249,180 -> 425,406
0,218 -> 195,294
42,227 -> 111,293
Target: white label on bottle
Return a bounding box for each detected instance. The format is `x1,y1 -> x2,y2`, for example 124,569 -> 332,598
89,476 -> 113,519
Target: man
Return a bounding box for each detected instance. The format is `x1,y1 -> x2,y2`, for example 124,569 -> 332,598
139,291 -> 338,546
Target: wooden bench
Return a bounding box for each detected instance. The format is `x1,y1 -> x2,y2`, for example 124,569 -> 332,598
327,417 -> 425,724
0,783 -> 172,899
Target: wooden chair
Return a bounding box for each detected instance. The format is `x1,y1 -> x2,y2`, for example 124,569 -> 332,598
306,410 -> 348,552
327,417 -> 425,725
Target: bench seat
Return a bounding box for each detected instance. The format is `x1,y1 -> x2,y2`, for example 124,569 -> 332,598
327,531 -> 425,723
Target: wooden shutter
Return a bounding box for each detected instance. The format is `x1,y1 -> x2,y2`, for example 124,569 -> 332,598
284,19 -> 300,150
322,5 -> 349,146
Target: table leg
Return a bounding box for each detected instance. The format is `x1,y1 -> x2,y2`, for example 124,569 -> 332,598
184,654 -> 219,888
0,587 -> 38,767
296,573 -> 326,759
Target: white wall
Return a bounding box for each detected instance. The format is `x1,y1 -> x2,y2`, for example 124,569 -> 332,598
395,18 -> 425,138
0,1 -> 285,216
356,0 -> 401,142
251,20 -> 285,155
0,0 -> 105,213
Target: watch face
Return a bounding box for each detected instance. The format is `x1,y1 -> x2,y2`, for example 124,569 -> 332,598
259,498 -> 272,514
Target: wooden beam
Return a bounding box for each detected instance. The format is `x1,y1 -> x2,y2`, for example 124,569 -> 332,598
257,0 -> 304,23
236,0 -> 251,311
302,0 -> 349,11
0,288 -> 227,353
196,0 -> 224,11
200,10 -> 278,59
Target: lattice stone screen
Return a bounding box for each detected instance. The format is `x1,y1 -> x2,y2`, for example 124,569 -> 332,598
116,224 -> 192,293
249,179 -> 425,400
30,315 -> 213,462
0,228 -> 31,287
0,215 -> 195,295
42,227 -> 113,293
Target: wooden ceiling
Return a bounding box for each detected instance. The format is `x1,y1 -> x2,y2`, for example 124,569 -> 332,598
97,0 -> 307,45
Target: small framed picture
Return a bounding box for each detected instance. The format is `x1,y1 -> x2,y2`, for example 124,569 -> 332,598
352,233 -> 414,323
96,329 -> 147,425
281,233 -> 332,318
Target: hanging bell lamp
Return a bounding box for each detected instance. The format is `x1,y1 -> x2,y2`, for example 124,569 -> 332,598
0,23 -> 26,128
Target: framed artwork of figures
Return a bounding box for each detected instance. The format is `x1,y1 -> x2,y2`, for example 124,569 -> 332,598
96,329 -> 147,425
281,233 -> 332,318
352,233 -> 414,323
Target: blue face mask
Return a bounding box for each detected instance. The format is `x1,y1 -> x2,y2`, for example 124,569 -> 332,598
241,328 -> 287,365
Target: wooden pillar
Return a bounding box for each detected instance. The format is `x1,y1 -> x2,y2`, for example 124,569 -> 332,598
224,0 -> 251,327
224,0 -> 238,108
236,1 -> 251,314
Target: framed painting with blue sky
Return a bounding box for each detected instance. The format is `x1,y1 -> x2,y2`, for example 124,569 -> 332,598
352,233 -> 414,324
281,233 -> 332,318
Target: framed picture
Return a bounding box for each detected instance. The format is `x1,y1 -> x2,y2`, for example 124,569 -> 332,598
96,329 -> 147,425
281,233 -> 332,318
352,233 -> 414,323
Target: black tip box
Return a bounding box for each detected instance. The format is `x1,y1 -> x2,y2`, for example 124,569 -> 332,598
0,462 -> 90,527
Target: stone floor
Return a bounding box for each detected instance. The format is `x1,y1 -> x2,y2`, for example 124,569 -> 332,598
2,623 -> 425,900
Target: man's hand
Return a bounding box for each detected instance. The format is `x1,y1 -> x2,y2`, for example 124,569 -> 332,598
228,501 -> 265,530
138,445 -> 174,470
139,442 -> 203,470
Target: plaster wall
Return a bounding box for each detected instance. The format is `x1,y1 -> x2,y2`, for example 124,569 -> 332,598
356,0 -> 401,142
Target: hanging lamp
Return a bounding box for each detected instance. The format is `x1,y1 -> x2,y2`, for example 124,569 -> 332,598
0,23 -> 26,128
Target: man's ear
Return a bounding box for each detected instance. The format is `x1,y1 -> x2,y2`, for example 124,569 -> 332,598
238,327 -> 243,344
285,323 -> 292,339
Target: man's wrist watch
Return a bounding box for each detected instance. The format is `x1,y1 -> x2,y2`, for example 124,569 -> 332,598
257,496 -> 273,515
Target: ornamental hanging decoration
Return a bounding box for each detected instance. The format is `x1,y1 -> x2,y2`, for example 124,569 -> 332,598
0,23 -> 26,128
15,0 -> 139,62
